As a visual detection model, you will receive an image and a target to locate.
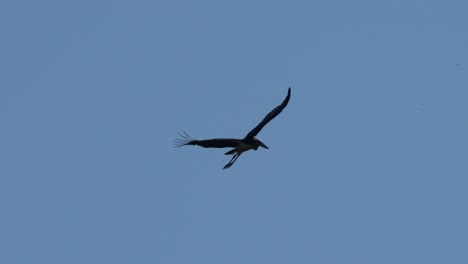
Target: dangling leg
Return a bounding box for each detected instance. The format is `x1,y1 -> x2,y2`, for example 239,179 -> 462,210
223,153 -> 238,170
223,153 -> 242,170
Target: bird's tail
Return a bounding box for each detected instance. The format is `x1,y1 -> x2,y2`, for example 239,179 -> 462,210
172,131 -> 193,147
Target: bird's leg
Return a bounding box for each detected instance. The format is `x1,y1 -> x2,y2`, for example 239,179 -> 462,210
223,153 -> 241,170
223,154 -> 237,169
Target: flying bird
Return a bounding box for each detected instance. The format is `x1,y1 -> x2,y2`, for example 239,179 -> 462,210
173,87 -> 291,169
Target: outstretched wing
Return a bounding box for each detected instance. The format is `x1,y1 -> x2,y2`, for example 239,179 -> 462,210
244,87 -> 291,139
173,132 -> 240,148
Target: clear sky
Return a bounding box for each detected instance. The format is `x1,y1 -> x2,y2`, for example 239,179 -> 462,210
1,0 -> 467,263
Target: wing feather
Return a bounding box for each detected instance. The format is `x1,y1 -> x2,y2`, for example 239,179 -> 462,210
173,134 -> 240,148
189,138 -> 240,148
244,87 -> 291,139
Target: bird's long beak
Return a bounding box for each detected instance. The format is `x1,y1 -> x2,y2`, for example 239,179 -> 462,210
259,141 -> 269,149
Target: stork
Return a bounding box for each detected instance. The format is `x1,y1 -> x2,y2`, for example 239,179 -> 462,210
174,87 -> 291,169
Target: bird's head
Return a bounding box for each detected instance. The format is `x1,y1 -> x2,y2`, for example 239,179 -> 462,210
253,136 -> 269,150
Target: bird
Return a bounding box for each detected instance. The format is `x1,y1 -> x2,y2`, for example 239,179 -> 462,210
173,87 -> 291,169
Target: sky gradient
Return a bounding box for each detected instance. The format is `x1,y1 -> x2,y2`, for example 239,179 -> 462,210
1,1 -> 467,263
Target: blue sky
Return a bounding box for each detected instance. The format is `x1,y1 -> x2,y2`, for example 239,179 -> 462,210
1,0 -> 467,263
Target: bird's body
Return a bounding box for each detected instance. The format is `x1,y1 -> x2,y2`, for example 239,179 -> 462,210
174,87 -> 291,169
226,140 -> 253,154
